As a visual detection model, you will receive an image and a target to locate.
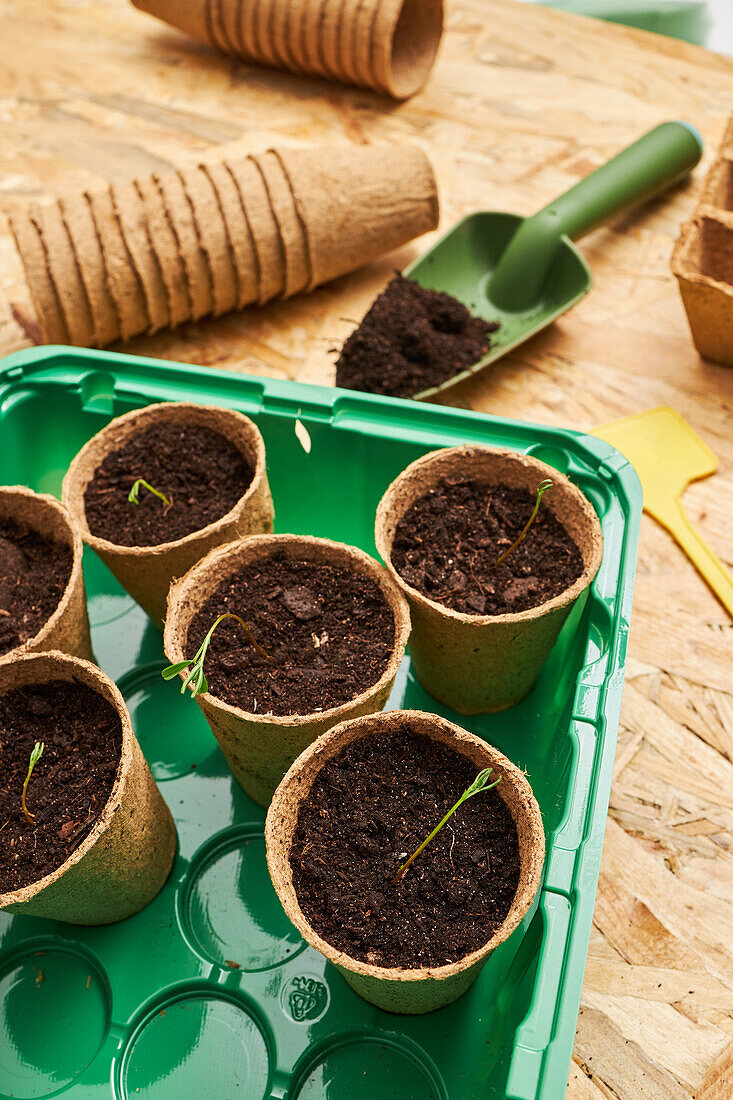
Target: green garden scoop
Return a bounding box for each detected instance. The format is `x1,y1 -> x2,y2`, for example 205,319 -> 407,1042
406,121 -> 703,399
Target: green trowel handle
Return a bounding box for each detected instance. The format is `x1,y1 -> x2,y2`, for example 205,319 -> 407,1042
539,120 -> 702,241
490,121 -> 702,310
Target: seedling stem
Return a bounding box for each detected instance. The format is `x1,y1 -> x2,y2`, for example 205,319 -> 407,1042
21,741 -> 44,824
162,613 -> 270,698
393,767 -> 501,884
494,478 -> 553,567
128,478 -> 172,510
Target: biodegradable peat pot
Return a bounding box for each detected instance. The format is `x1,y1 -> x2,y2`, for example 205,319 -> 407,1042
131,0 -> 444,99
265,709 -> 545,1014
0,651 -> 176,924
163,534 -> 411,806
0,486 -> 91,663
375,446 -> 603,714
62,402 -> 274,628
276,143 -> 438,291
672,213 -> 733,366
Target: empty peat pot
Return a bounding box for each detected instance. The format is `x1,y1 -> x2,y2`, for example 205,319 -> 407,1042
61,402 -> 274,627
265,709 -> 545,1013
375,445 -> 604,714
0,650 -> 176,924
163,533 -> 410,806
0,486 -> 91,663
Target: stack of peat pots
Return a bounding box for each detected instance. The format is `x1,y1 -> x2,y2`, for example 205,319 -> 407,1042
8,142 -> 438,347
673,113 -> 733,364
131,0 -> 445,99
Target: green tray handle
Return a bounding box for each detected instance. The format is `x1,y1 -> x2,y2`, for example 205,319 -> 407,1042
506,892 -> 572,1099
490,120 -> 703,310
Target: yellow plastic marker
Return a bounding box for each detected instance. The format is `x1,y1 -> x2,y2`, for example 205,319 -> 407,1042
593,407 -> 733,619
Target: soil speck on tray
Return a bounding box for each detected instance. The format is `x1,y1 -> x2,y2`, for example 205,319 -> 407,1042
187,551 -> 395,716
392,479 -> 583,615
290,726 -> 520,968
84,421 -> 254,548
335,274 -> 499,399
0,679 -> 122,894
0,521 -> 72,657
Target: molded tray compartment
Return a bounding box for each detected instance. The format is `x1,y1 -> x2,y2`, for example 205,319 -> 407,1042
0,348 -> 641,1100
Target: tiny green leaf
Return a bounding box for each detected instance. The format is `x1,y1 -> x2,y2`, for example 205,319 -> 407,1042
393,766 -> 501,884
161,662 -> 190,680
21,740 -> 44,824
494,478 -> 553,568
128,478 -> 172,510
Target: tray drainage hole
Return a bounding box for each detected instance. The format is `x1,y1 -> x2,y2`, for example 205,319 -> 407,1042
120,991 -> 269,1100
292,1038 -> 446,1100
524,445 -> 570,475
182,830 -> 304,971
123,667 -> 215,781
0,943 -> 110,1099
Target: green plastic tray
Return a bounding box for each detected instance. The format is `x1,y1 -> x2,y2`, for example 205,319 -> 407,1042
0,347 -> 641,1100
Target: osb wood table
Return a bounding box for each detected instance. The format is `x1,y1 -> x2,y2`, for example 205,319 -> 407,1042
0,1 -> 732,1096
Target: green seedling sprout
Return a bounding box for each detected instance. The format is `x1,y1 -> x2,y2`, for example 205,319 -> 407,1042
21,740 -> 44,824
393,767 -> 501,884
162,613 -> 271,698
494,478 -> 553,567
128,478 -> 172,511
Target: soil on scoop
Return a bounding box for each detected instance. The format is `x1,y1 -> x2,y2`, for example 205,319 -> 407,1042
83,421 -> 254,548
0,679 -> 123,894
290,726 -> 521,968
0,520 -> 73,657
186,551 -> 396,717
335,274 -> 499,399
391,479 -> 584,615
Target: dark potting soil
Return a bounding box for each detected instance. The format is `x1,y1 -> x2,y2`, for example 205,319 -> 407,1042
83,421 -> 254,547
391,479 -> 584,615
290,726 -> 521,969
0,520 -> 73,657
187,552 -> 396,717
335,274 -> 499,399
0,679 -> 123,894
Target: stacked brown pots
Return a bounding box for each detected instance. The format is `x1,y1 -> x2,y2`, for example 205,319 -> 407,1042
9,142 -> 438,347
132,0 -> 444,98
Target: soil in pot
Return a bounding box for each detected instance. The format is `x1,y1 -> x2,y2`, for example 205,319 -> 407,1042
391,478 -> 584,615
290,725 -> 521,968
186,551 -> 396,716
0,521 -> 73,657
335,274 -> 499,399
0,679 -> 122,894
83,421 -> 254,547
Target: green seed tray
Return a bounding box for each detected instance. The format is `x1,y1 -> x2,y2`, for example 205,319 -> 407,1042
0,347 -> 641,1100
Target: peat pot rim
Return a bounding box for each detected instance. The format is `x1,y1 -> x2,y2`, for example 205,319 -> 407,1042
375,444 -> 604,626
377,0 -> 444,99
163,532 -> 411,728
61,401 -> 269,555
0,649 -> 134,909
0,486 -> 85,662
265,708 -> 545,982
